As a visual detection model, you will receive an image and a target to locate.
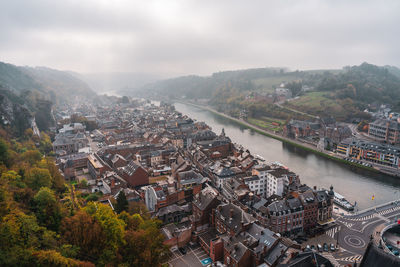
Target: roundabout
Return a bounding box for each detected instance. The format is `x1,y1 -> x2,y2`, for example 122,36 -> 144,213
343,235 -> 366,249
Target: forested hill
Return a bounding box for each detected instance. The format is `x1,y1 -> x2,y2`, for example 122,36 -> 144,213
130,63 -> 400,120
0,62 -> 95,104
130,67 -> 291,99
0,119 -> 168,267
0,62 -> 95,135
308,63 -> 400,108
134,63 -> 400,103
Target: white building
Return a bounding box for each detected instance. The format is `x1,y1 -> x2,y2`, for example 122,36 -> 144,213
266,168 -> 289,197
244,175 -> 263,196
251,165 -> 271,198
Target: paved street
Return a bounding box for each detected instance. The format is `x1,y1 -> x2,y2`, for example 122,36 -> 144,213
327,201 -> 400,265
164,245 -> 211,267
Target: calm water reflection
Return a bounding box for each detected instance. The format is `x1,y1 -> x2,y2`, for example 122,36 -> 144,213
175,103 -> 400,210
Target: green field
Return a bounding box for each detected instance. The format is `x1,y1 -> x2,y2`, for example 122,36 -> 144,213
247,116 -> 285,132
252,74 -> 300,93
284,91 -> 347,118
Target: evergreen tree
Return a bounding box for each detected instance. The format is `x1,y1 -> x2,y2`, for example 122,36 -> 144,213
115,190 -> 128,214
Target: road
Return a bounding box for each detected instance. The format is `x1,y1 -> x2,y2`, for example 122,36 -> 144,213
345,123 -> 374,141
326,201 -> 400,265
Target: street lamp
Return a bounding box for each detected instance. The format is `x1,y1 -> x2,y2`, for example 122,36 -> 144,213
336,226 -> 340,248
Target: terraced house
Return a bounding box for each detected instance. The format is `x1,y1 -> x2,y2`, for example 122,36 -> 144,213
369,119 -> 400,144
337,138 -> 400,168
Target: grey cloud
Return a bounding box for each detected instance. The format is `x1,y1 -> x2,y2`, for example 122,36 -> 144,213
0,0 -> 399,76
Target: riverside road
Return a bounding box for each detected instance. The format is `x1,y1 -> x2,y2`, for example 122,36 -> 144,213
323,201 -> 400,265
175,102 -> 400,209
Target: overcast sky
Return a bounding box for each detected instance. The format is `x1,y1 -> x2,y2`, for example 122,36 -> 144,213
0,0 -> 399,77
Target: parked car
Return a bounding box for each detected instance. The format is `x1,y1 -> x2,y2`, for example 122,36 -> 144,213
323,243 -> 329,252
179,247 -> 187,255
317,244 -> 323,252
304,245 -> 311,252
330,244 -> 336,251
393,250 -> 399,256
388,245 -> 393,251
310,245 -> 316,251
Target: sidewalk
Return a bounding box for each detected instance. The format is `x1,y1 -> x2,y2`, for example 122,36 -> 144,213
372,223 -> 386,247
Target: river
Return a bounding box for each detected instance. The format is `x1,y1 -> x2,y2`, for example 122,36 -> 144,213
174,102 -> 400,210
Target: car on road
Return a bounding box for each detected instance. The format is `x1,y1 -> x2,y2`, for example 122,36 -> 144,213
330,244 -> 335,251
323,243 -> 329,252
317,244 -> 323,252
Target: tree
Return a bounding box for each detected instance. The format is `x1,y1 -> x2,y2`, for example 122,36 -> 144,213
21,150 -> 42,165
0,210 -> 43,266
0,139 -> 9,167
25,167 -> 52,191
39,159 -> 66,193
33,250 -> 95,267
78,178 -> 88,188
33,187 -> 62,231
119,218 -> 168,266
115,190 -> 128,214
128,201 -> 150,219
60,210 -> 107,263
39,133 -> 53,155
118,212 -> 144,231
84,203 -> 126,264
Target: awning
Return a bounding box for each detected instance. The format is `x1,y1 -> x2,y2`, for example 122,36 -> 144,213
318,218 -> 335,225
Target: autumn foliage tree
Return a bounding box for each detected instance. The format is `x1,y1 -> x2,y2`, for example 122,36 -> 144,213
0,134 -> 169,267
25,167 -> 52,191
33,187 -> 62,231
60,210 -> 108,262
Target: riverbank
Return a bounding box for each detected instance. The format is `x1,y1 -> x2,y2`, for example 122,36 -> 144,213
177,100 -> 383,176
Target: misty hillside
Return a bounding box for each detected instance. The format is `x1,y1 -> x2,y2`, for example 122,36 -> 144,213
128,63 -> 400,121
0,62 -> 94,104
131,63 -> 400,105
0,61 -> 95,134
22,66 -> 95,101
131,67 -> 300,99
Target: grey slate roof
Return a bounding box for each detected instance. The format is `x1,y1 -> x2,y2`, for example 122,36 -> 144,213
268,200 -> 290,215
360,241 -> 400,267
283,251 -> 333,267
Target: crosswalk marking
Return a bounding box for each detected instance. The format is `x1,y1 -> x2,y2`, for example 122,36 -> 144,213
343,206 -> 400,222
344,214 -> 375,221
325,226 -> 341,238
337,254 -> 363,263
337,220 -> 354,228
378,206 -> 400,215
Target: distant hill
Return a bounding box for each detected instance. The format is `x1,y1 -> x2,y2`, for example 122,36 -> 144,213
79,72 -> 163,95
0,61 -> 95,134
22,66 -> 95,102
0,62 -> 94,104
129,62 -> 400,122
384,65 -> 400,79
132,67 -> 300,99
